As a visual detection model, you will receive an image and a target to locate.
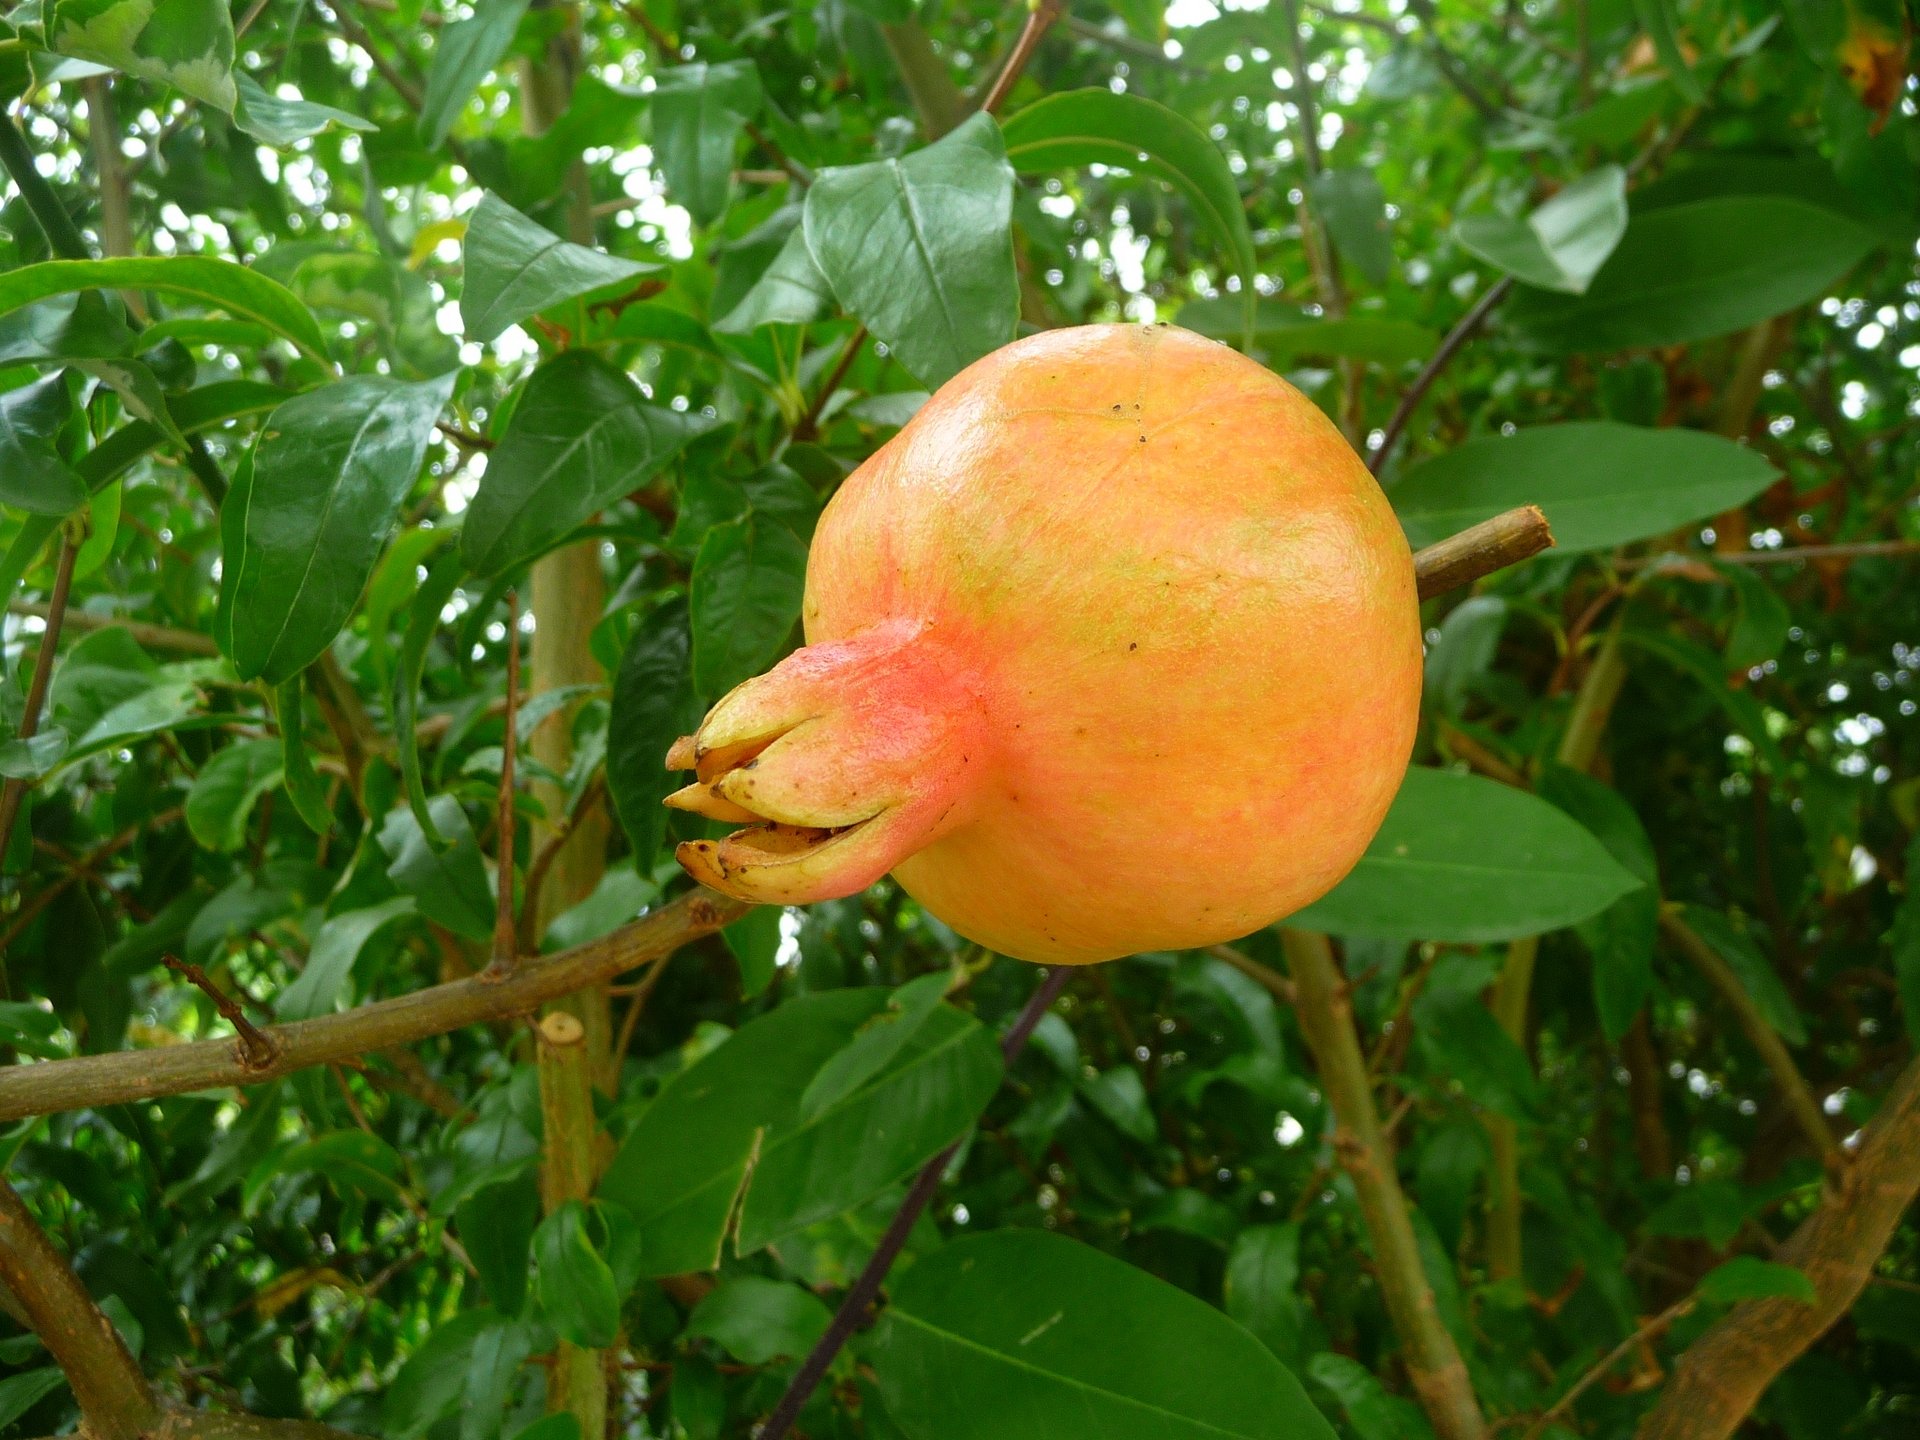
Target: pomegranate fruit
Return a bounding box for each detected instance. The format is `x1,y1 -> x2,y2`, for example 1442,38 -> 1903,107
666,323 -> 1421,965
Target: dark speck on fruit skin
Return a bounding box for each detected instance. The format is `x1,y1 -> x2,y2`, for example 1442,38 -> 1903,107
1128,642 -> 1138,651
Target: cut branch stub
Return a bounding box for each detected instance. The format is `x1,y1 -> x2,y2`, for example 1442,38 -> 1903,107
1413,505 -> 1554,600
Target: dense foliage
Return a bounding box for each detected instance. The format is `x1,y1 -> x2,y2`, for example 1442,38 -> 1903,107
0,1 -> 1915,1438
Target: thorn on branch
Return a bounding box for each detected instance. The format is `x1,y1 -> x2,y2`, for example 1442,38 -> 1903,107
164,957 -> 277,1070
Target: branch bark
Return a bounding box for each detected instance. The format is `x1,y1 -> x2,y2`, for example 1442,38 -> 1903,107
1412,505 -> 1553,599
1281,929 -> 1490,1440
1637,1052 -> 1920,1440
0,889 -> 746,1121
536,1012 -> 606,1436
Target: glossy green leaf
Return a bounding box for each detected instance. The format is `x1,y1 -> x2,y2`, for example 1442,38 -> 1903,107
0,258 -> 326,358
599,989 -> 1001,1274
1414,982 -> 1540,1120
222,372 -> 454,685
1507,199 -> 1879,353
722,904 -> 780,998
874,1229 -> 1336,1440
1178,297 -> 1436,364
606,596 -> 698,869
1455,166 -> 1627,294
1307,1354 -> 1437,1440
277,896 -> 415,1022
689,510 -> 806,698
1002,89 -> 1255,328
394,549 -> 466,845
712,224 -> 833,333
1892,830 -> 1920,1050
1619,628 -> 1786,772
418,0 -> 531,149
1698,1257 -> 1816,1305
184,738 -> 283,851
0,291 -> 134,363
274,675 -> 334,835
1633,0 -> 1704,102
804,111 -> 1017,388
1311,169 -> 1393,287
799,971 -> 952,1122
1538,765 -> 1660,1042
1224,1224 -> 1306,1365
50,0 -> 236,110
378,796 -> 495,942
383,1308 -> 510,1440
1679,905 -> 1806,1046
234,74 -> 375,146
1391,423 -> 1779,553
652,61 -> 764,227
533,1200 -> 619,1347
461,350 -> 708,577
0,1368 -> 66,1428
1290,767 -> 1644,943
684,1276 -> 830,1364
0,374 -> 87,517
459,191 -> 655,342
456,1167 -> 538,1317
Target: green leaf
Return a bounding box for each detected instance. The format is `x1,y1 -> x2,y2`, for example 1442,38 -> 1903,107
1455,166 -> 1627,294
383,1308 -> 510,1440
274,674 -> 334,835
1307,1354 -> 1437,1440
1177,297 -> 1436,364
1618,628 -> 1786,772
799,971 -> 952,1122
1224,1224 -> 1306,1365
0,1367 -> 66,1428
222,372 -> 454,685
1890,830 -> 1920,1050
0,258 -> 327,359
532,1200 -> 619,1348
184,738 -> 283,851
598,989 -> 1002,1273
277,896 -> 415,1022
50,0 -> 236,110
0,291 -> 134,363
1538,765 -> 1660,1042
1506,199 -> 1878,353
254,1130 -> 408,1207
0,373 -> 87,517
1721,565 -> 1791,670
1002,89 -> 1256,331
1633,0 -> 1704,103
652,60 -> 764,228
394,548 -> 466,846
1290,767 -> 1644,943
1413,983 -> 1540,1120
874,1229 -> 1336,1440
712,223 -> 834,333
459,191 -> 656,342
684,1276 -> 831,1364
1698,1257 -> 1817,1305
723,904 -> 780,998
233,74 -> 375,146
606,597 -> 698,869
418,0 -> 531,150
1423,596 -> 1507,717
804,110 -> 1018,388
1678,905 -> 1807,1046
1311,170 -> 1393,287
1390,423 -> 1779,554
379,796 -> 495,942
461,350 -> 708,577
456,1167 -> 538,1317
689,511 -> 807,698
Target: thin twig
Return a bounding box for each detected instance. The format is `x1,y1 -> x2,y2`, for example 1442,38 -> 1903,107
1370,277 -> 1513,475
7,601 -> 218,654
980,0 -> 1065,115
164,956 -> 279,1069
1521,1297 -> 1695,1440
519,776 -> 607,954
792,326 -> 867,442
0,537 -> 79,867
756,965 -> 1074,1440
1623,539 -> 1920,570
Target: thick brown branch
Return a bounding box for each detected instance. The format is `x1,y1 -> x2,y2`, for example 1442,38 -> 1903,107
0,1179 -> 159,1440
0,890 -> 747,1121
1413,505 -> 1554,599
1637,1053 -> 1920,1439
